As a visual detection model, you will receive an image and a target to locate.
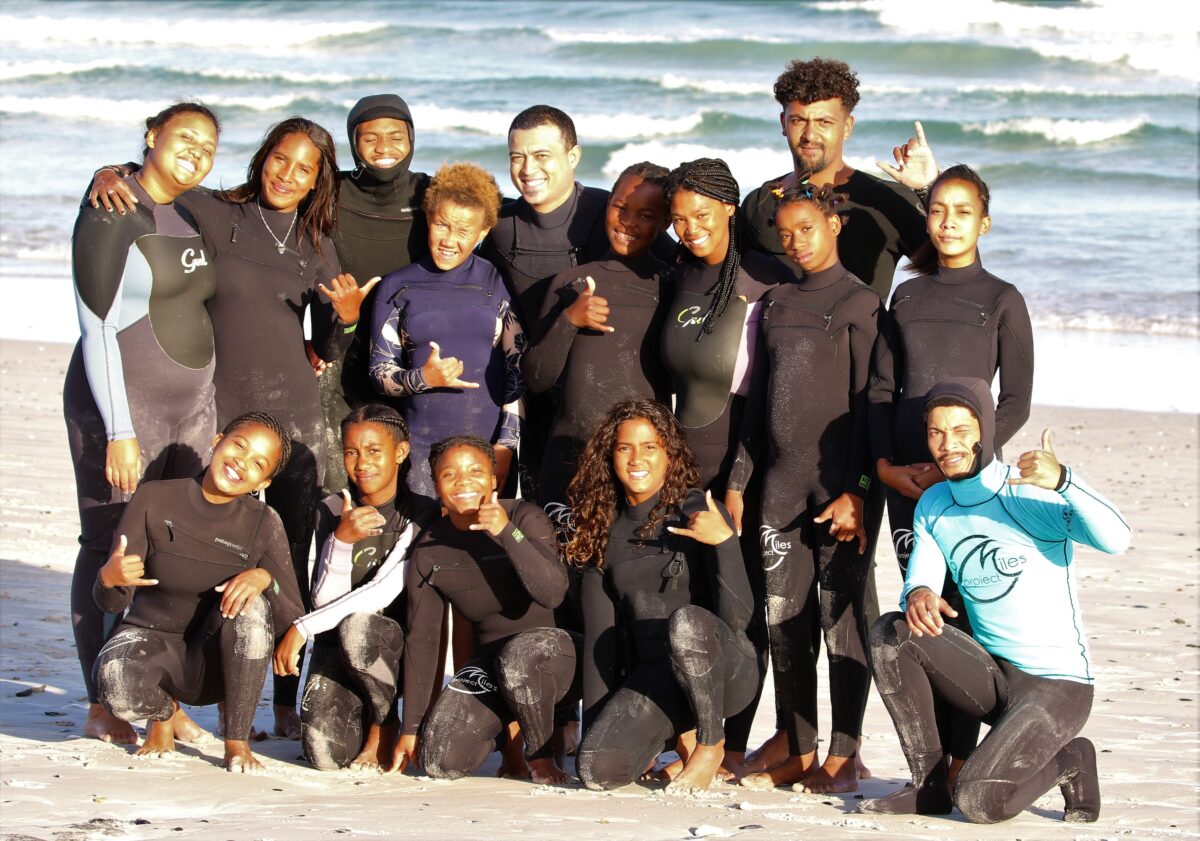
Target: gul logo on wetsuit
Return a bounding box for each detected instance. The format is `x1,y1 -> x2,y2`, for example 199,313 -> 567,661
759,524 -> 791,571
448,665 -> 498,695
676,305 -> 707,327
949,534 -> 1028,603
180,247 -> 208,274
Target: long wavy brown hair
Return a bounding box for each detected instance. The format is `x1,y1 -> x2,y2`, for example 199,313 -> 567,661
564,399 -> 699,568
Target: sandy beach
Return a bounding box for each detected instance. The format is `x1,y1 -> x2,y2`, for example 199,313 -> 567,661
0,337 -> 1196,841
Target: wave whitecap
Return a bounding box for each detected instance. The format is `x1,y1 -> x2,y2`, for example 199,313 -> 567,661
964,116 -> 1148,145
658,73 -> 768,97
409,105 -> 704,140
0,94 -> 304,123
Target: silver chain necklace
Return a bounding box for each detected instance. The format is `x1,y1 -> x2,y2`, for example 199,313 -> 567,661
256,201 -> 297,255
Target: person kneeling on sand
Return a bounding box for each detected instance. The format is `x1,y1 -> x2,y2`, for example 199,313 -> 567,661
860,378 -> 1130,822
92,412 -> 304,773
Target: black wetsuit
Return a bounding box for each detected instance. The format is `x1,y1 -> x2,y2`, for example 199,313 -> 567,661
523,251 -> 673,523
65,177 -> 218,704
402,501 -> 577,778
298,490 -> 435,770
868,257 -> 1034,761
575,490 -> 756,791
742,171 -> 926,300
730,262 -> 880,758
92,478 -> 303,740
320,95 -> 431,494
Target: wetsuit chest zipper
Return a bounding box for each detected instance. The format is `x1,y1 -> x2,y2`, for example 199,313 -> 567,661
162,519 -> 250,561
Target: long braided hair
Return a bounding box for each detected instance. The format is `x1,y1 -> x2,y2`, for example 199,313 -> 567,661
667,158 -> 742,337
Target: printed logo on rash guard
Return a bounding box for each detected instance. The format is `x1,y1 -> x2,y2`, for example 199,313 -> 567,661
950,534 -> 1028,603
759,525 -> 791,571
181,247 -> 209,274
448,665 -> 498,695
676,306 -> 708,327
543,502 -> 576,535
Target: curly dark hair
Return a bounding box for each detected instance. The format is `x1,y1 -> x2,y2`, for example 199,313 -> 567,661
423,162 -> 502,230
220,411 -> 292,479
428,433 -> 496,479
773,57 -> 861,112
613,161 -> 669,193
563,400 -> 699,568
775,183 -> 850,217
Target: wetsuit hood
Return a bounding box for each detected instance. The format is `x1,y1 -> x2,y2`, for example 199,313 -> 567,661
346,94 -> 416,196
925,377 -> 995,479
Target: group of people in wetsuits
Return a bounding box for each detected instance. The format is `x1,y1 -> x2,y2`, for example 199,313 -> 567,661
68,56 -> 1129,825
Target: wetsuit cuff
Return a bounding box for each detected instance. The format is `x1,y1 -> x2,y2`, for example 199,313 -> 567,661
847,475 -> 871,499
1055,465 -> 1070,492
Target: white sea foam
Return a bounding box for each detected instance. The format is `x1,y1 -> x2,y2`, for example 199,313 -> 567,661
0,59 -> 122,81
1032,312 -> 1200,339
0,94 -> 305,123
407,104 -> 704,139
658,74 -> 769,97
542,27 -> 790,45
963,116 -> 1148,145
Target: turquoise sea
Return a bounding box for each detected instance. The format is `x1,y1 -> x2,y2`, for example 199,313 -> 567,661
1,0 -> 1196,408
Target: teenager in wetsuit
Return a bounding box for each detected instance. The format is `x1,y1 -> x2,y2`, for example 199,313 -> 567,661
90,117 -> 376,737
860,378 -> 1127,823
67,103 -> 221,745
869,165 -> 1034,787
368,163 -> 524,501
524,161 -> 673,531
659,158 -> 790,775
568,400 -> 755,794
273,405 -> 435,771
730,186 -> 880,793
394,435 -> 578,785
319,95 -> 431,494
92,412 -> 304,773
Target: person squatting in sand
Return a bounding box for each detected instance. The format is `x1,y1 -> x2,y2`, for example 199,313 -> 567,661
860,378 -> 1128,823
273,404 -> 436,771
394,435 -> 580,784
570,400 -> 756,795
91,412 -> 304,773
731,185 -> 881,793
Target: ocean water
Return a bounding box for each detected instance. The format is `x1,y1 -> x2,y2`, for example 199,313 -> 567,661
1,0 -> 1196,409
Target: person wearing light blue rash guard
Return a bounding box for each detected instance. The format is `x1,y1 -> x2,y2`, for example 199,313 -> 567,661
860,377 -> 1130,824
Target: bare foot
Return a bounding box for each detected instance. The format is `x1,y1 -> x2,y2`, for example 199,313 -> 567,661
498,721 -> 531,779
743,729 -> 788,773
792,753 -> 859,794
170,706 -> 209,743
84,704 -> 138,745
740,751 -> 817,790
349,723 -> 395,771
856,746 -> 872,780
224,739 -> 264,773
273,704 -> 302,740
720,749 -> 748,782
642,756 -> 682,782
666,741 -> 726,795
135,718 -> 175,758
529,757 -> 571,785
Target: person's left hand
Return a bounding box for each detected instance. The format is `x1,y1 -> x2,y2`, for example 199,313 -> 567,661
319,273 -> 381,325
667,490 -> 735,546
814,492 -> 867,554
1008,428 -> 1062,490
469,492 -> 510,536
273,625 -> 306,676
215,568 -> 272,618
876,120 -> 939,190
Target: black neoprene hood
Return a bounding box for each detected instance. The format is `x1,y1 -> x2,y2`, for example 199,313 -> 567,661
347,94 -> 415,180
925,376 -> 995,478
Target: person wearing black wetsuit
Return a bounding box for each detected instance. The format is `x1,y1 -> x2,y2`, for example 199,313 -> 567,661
68,104 -> 221,743
92,413 -> 304,773
319,95 -> 431,494
523,162 -> 674,530
731,187 -> 881,792
567,400 -> 755,794
396,436 -> 578,785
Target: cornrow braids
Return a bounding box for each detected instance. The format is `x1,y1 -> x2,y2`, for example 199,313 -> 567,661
340,403 -> 410,445
221,411 -> 292,478
667,158 -> 743,336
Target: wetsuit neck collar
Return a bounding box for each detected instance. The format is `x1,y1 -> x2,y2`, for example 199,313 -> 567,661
187,476 -> 242,520
526,183 -> 582,230
933,257 -> 985,284
620,490 -> 662,523
416,252 -> 475,276
602,248 -> 662,275
945,459 -> 1007,506
799,261 -> 846,290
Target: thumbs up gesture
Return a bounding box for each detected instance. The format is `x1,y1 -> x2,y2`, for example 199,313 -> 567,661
1008,428 -> 1063,490
422,341 -> 480,389
334,488 -> 387,544
98,535 -> 158,589
564,276 -> 614,333
666,490 -> 735,546
469,492 -> 509,536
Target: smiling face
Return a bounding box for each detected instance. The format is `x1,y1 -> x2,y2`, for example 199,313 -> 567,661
927,178 -> 991,269
779,98 -> 854,181
259,131 -> 321,214
612,417 -> 669,506
926,404 -> 981,480
507,123 -> 581,214
776,200 -> 841,273
140,111 -> 218,202
433,444 -> 496,525
202,423 -> 282,503
606,174 -> 667,257
343,421 -> 409,507
427,200 -> 490,271
670,189 -> 735,266
355,117 -> 411,170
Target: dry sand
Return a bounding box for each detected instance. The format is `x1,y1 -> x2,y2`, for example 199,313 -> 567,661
1,338 -> 1196,840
